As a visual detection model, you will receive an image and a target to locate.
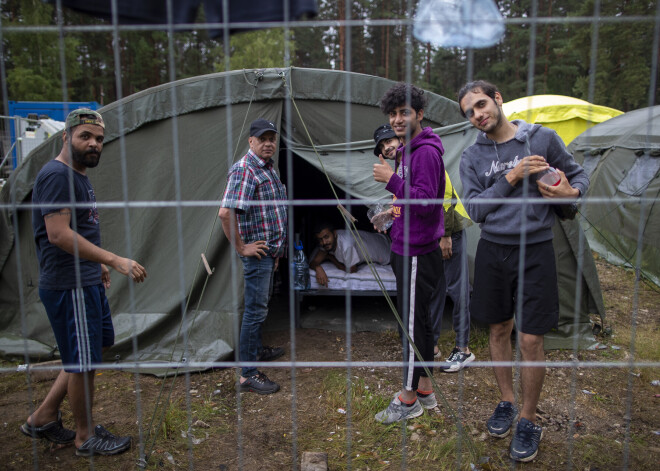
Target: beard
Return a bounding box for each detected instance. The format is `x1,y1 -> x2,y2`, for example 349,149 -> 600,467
479,105 -> 504,133
71,147 -> 101,168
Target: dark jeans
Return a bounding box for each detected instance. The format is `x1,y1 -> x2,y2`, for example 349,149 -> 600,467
239,255 -> 275,377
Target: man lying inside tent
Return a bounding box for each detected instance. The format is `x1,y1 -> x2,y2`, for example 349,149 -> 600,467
309,222 -> 391,287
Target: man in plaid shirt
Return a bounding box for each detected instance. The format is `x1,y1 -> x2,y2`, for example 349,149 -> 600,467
219,118 -> 287,395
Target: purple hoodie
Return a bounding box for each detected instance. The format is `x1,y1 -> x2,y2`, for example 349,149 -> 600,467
385,127 -> 446,256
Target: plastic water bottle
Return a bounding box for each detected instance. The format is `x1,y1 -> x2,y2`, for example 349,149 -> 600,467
413,0 -> 505,49
538,167 -> 561,187
293,241 -> 310,290
367,203 -> 393,232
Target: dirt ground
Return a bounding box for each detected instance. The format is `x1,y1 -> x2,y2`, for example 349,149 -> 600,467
1,256 -> 659,470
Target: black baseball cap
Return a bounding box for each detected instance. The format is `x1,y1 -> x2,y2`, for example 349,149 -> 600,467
250,118 -> 278,137
373,124 -> 397,156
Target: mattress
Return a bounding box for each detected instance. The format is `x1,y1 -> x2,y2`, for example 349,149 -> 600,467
308,261 -> 396,291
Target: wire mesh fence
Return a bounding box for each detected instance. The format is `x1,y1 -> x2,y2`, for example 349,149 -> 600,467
0,1 -> 659,470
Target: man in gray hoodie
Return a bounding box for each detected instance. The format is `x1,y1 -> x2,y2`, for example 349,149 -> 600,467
458,81 -> 588,462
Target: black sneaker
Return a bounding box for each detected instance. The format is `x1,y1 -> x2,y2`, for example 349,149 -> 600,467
239,372 -> 280,395
487,401 -> 518,438
509,417 -> 543,462
75,425 -> 131,457
256,346 -> 284,362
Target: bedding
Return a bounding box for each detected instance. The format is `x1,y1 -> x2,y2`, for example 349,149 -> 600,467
308,261 -> 396,291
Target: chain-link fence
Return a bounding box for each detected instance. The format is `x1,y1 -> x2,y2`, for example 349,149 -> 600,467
1,1 -> 659,470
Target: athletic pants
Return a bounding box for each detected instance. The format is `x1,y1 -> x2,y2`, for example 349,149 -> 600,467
391,246 -> 445,391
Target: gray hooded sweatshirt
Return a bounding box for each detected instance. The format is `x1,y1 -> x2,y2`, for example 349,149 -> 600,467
459,120 -> 589,245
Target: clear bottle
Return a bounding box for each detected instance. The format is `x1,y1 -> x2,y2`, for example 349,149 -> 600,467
538,167 -> 561,187
293,241 -> 310,290
367,203 -> 393,232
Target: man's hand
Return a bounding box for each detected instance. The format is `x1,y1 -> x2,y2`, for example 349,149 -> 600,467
505,155 -> 549,186
239,240 -> 268,259
315,266 -> 329,287
373,155 -> 395,183
537,169 -> 580,199
111,257 -> 147,282
439,236 -> 452,260
101,264 -> 111,289
373,207 -> 394,233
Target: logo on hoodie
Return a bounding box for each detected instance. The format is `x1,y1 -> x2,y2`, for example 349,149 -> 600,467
484,155 -> 522,177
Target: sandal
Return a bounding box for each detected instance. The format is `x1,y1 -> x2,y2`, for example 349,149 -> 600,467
20,410 -> 76,444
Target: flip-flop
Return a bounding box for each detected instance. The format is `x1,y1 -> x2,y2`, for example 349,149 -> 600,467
20,410 -> 76,444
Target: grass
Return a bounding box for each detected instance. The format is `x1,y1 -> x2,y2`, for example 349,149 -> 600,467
297,370 -> 486,471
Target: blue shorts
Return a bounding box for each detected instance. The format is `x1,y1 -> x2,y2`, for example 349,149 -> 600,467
470,239 -> 559,335
39,284 -> 114,373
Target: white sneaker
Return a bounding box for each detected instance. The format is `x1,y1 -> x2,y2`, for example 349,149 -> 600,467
442,347 -> 475,373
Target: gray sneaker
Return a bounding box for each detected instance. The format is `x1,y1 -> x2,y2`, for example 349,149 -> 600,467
486,401 -> 518,438
375,395 -> 424,424
416,392 -> 438,409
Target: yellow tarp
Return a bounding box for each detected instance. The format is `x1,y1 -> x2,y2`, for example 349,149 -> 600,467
503,95 -> 623,146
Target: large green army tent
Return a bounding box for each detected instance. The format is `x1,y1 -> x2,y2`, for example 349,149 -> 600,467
568,106 -> 660,287
0,67 -> 605,371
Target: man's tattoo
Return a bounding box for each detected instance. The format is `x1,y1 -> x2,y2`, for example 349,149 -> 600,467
44,210 -> 72,219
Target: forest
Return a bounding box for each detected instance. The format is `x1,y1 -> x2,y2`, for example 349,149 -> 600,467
1,0 -> 659,112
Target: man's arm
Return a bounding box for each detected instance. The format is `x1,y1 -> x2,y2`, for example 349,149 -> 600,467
441,176 -> 456,259
309,249 -> 328,270
44,210 -> 146,282
309,250 -> 329,286
325,253 -> 351,272
460,150 -> 515,223
218,207 -> 267,258
384,148 -> 444,217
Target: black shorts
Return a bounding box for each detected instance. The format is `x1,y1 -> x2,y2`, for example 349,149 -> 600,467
470,239 -> 559,335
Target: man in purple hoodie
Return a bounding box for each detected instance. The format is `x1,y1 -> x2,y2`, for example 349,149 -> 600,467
372,83 -> 446,424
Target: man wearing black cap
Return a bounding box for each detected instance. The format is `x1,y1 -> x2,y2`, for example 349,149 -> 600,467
219,118 -> 287,395
23,108 -> 147,457
373,124 -> 400,160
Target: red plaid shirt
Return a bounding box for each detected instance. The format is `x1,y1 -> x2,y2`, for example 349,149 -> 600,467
221,150 -> 288,257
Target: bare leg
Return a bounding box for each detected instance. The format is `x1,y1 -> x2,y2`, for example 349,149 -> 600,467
68,371 -> 95,447
400,376 -> 433,402
489,319 -> 515,403
518,332 -> 545,422
417,376 -> 433,393
26,369 -> 69,426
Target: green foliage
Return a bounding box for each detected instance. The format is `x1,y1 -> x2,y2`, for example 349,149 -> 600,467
7,67 -> 61,101
568,0 -> 657,110
3,0 -> 82,100
213,29 -> 296,71
1,0 -> 658,109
